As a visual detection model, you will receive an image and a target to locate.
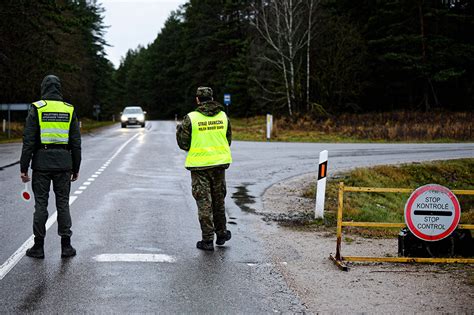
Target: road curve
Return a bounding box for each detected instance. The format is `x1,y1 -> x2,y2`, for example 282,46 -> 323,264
0,121 -> 472,313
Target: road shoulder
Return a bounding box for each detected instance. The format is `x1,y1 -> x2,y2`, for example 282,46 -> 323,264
259,172 -> 474,313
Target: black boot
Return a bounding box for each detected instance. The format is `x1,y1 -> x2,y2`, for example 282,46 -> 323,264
196,240 -> 214,251
61,237 -> 76,258
216,230 -> 232,246
26,237 -> 45,259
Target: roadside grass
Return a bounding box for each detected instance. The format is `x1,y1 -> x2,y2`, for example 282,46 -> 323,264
78,118 -> 116,133
232,111 -> 473,142
0,119 -> 116,143
301,159 -> 474,237
0,121 -> 24,143
232,116 -> 353,142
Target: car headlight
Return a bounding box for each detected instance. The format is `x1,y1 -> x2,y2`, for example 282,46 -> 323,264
121,115 -> 127,122
137,114 -> 145,121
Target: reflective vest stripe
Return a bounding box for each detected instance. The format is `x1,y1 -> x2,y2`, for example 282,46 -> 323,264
33,100 -> 73,144
40,137 -> 70,143
186,154 -> 231,162
189,145 -> 229,153
41,128 -> 70,134
185,111 -> 232,168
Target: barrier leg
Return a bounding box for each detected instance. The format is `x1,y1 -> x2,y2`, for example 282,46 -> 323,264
330,182 -> 348,271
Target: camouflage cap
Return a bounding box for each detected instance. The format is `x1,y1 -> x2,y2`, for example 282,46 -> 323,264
196,86 -> 213,98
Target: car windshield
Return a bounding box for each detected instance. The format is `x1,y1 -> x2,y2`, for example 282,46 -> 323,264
123,107 -> 142,114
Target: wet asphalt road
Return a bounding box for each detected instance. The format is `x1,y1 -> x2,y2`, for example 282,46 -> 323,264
0,121 -> 473,313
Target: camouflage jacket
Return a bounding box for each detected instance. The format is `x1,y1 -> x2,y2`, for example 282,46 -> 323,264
176,101 -> 232,170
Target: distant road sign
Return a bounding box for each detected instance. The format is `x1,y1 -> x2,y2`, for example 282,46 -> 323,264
224,94 -> 231,106
0,104 -> 30,111
404,184 -> 461,241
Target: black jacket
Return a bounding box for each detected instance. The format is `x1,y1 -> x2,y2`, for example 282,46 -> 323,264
20,75 -> 81,173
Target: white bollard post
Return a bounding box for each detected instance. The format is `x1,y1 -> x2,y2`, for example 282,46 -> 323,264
2,119 -> 5,133
315,150 -> 328,219
266,114 -> 272,141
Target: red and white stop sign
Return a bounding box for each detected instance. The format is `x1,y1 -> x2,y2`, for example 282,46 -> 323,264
405,184 -> 461,241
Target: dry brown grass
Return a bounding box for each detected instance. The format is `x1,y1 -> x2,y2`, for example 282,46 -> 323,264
0,121 -> 24,140
275,111 -> 473,142
0,119 -> 115,142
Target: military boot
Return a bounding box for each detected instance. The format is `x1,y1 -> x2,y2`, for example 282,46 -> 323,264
26,237 -> 45,259
61,237 -> 76,258
196,240 -> 214,251
216,230 -> 232,246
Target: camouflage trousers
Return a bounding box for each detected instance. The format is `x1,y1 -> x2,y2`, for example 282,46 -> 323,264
191,168 -> 227,242
32,170 -> 73,239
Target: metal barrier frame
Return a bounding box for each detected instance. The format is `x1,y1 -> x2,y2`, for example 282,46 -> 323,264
330,182 -> 474,271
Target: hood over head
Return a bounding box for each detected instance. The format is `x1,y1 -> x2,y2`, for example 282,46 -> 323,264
196,100 -> 225,117
41,75 -> 63,101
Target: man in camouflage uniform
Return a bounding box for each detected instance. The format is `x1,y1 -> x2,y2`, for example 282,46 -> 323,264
176,87 -> 232,251
20,75 -> 81,259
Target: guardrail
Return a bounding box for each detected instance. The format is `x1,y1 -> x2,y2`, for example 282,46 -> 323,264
330,182 -> 474,271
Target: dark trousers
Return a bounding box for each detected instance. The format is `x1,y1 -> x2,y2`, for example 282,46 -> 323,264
191,168 -> 227,242
32,170 -> 72,239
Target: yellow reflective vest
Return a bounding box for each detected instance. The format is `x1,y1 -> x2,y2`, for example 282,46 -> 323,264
185,111 -> 232,168
32,100 -> 74,144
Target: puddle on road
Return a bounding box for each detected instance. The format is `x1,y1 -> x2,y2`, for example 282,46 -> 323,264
232,183 -> 316,226
231,184 -> 256,213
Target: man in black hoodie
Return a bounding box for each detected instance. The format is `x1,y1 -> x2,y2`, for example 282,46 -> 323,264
20,75 -> 81,259
177,87 -> 232,251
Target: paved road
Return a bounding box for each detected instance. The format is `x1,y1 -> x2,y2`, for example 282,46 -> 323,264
0,121 -> 473,313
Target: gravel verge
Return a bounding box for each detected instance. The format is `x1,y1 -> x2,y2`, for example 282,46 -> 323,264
259,172 -> 473,314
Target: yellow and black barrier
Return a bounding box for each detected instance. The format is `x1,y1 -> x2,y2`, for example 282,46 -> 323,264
330,182 -> 474,271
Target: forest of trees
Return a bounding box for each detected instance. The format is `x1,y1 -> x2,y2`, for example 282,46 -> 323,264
1,0 -> 473,119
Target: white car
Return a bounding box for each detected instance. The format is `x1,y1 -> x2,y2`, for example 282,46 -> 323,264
120,106 -> 146,128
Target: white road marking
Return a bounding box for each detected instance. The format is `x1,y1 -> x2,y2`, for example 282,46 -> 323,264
0,133 -> 141,281
246,262 -> 288,267
0,197 -> 76,280
91,175 -> 98,178
95,172 -> 102,175
93,254 -> 176,263
69,196 -> 78,206
135,247 -> 162,252
87,178 -> 95,181
0,236 -> 34,281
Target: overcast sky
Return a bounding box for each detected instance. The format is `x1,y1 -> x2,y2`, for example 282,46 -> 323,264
101,0 -> 187,68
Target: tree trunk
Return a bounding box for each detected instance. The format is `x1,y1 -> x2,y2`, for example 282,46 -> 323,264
306,0 -> 314,112
282,58 -> 293,116
419,1 -> 430,112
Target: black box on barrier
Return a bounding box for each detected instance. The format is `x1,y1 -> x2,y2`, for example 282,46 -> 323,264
398,228 -> 473,258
